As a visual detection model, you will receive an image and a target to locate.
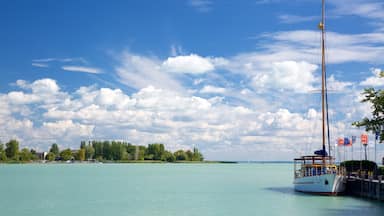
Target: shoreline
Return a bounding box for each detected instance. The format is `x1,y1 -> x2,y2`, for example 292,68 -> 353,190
0,160 -> 299,165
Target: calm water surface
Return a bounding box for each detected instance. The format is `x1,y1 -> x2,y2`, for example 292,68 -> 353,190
0,163 -> 383,216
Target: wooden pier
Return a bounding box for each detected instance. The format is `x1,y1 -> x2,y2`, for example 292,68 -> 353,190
345,176 -> 384,201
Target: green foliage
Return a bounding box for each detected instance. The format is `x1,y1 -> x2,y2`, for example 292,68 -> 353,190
353,87 -> 384,142
185,150 -> 193,161
46,152 -> 56,161
146,143 -> 165,160
0,151 -> 7,161
340,160 -> 378,172
78,149 -> 86,161
192,148 -> 204,161
85,145 -> 95,160
80,140 -> 204,162
174,150 -> 187,160
0,144 -> 6,162
50,143 -> 60,156
19,148 -> 32,161
60,149 -> 73,161
80,141 -> 86,149
162,151 -> 175,162
173,148 -> 203,161
378,166 -> 384,176
5,139 -> 19,160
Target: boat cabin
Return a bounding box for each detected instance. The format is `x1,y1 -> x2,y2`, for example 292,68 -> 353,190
294,155 -> 339,178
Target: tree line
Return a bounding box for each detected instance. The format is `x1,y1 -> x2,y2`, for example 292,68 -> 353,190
0,139 -> 204,163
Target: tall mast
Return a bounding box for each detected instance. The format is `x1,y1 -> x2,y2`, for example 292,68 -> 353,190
320,0 -> 326,156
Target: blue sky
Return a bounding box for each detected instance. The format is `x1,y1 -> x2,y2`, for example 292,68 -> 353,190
1,0 -> 384,161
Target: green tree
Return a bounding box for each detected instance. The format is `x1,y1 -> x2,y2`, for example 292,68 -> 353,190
0,143 -> 6,161
0,151 -> 7,161
146,143 -> 165,160
46,152 -> 56,161
50,143 -> 60,156
192,147 -> 204,161
78,148 -> 86,161
85,145 -> 95,160
5,139 -> 19,160
60,149 -> 73,161
103,141 -> 111,160
174,150 -> 187,161
353,85 -> 384,141
80,141 -> 86,149
185,150 -> 193,161
162,151 -> 175,162
20,148 -> 32,161
29,149 -> 39,161
93,141 -> 104,159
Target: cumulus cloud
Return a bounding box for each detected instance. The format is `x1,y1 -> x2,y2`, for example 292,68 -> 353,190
360,68 -> 384,87
2,78 -> 357,159
251,61 -> 318,93
327,75 -> 353,92
162,54 -> 215,74
115,52 -> 227,91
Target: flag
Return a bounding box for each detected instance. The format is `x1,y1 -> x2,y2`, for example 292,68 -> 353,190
337,138 -> 344,146
375,131 -> 380,140
352,136 -> 356,144
344,137 -> 351,146
361,134 -> 368,145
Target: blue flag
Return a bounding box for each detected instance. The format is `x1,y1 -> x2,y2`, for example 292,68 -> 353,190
344,137 -> 351,146
375,131 -> 380,140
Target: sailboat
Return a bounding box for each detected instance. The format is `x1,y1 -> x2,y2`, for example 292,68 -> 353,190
293,0 -> 345,195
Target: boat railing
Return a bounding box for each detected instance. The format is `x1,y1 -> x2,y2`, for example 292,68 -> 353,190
294,164 -> 344,178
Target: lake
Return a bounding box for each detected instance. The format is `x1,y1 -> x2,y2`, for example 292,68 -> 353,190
1,163 -> 383,216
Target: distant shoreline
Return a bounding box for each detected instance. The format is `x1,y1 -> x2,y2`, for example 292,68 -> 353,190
0,160 -> 296,164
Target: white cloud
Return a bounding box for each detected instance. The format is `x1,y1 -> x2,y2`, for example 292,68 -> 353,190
200,85 -> 226,94
0,78 -> 371,160
331,0 -> 384,20
42,120 -> 94,138
244,30 -> 384,65
7,91 -> 40,105
32,63 -> 49,68
115,52 -> 184,91
30,78 -> 60,94
32,57 -> 86,63
327,75 -> 353,91
62,66 -> 101,74
360,68 -> 384,87
251,61 -> 318,93
162,54 -> 215,74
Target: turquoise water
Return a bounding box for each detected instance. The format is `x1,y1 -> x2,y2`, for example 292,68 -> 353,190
0,163 -> 383,216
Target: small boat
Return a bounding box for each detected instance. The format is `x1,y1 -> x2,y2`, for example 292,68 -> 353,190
293,0 -> 345,195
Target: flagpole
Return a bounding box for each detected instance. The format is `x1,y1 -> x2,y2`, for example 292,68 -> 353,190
352,136 -> 354,160
375,133 -> 377,163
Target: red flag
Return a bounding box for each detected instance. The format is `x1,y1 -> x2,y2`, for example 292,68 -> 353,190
361,134 -> 368,145
337,138 -> 344,146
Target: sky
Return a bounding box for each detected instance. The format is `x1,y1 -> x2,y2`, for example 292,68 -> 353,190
1,0 -> 384,161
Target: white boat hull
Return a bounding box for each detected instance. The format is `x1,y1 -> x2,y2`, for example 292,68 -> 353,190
294,174 -> 345,195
